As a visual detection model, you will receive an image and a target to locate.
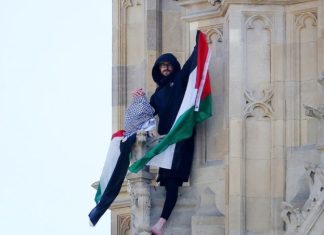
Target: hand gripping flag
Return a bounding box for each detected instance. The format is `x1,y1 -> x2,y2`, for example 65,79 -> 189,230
129,30 -> 212,173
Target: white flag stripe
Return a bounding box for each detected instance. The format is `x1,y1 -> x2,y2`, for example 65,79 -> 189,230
99,137 -> 123,193
173,67 -> 198,123
147,144 -> 175,169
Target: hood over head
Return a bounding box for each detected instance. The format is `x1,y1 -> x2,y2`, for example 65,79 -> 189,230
152,53 -> 181,86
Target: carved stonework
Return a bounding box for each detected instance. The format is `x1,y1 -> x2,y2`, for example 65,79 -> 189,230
304,105 -> 324,120
286,8 -> 319,146
295,11 -> 318,30
243,12 -> 273,102
122,0 -> 141,9
281,164 -> 324,235
199,25 -> 223,43
245,14 -> 273,30
127,176 -> 152,235
117,214 -> 131,235
243,89 -> 274,118
208,0 -> 221,6
126,131 -> 154,235
175,0 -> 224,21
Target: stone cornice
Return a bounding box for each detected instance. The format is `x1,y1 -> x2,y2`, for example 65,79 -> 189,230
220,0 -> 314,5
174,0 -> 316,21
176,0 -> 225,21
175,0 -> 314,7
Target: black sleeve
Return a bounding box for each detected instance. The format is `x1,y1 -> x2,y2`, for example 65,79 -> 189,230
178,45 -> 197,88
178,31 -> 202,88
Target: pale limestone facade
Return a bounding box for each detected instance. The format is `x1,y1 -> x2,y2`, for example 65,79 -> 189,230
110,0 -> 324,234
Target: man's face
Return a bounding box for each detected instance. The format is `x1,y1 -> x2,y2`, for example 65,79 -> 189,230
159,61 -> 173,76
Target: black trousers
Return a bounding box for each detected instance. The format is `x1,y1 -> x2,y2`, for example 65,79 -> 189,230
160,178 -> 182,220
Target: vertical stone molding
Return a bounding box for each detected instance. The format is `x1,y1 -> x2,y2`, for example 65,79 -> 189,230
145,0 -> 161,94
243,13 -> 273,98
243,89 -> 274,234
112,0 -> 128,130
287,9 -> 318,147
242,10 -> 276,235
197,24 -> 227,164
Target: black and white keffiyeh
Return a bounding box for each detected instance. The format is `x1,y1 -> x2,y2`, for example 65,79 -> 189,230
124,95 -> 155,137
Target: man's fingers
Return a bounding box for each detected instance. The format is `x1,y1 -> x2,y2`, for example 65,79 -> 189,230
131,88 -> 145,97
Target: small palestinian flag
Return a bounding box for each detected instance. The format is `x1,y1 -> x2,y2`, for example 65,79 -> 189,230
89,131 -> 136,226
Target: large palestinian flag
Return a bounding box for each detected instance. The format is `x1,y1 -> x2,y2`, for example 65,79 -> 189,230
129,30 -> 212,173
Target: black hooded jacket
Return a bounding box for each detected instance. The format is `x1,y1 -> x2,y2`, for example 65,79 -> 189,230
150,53 -> 195,184
150,53 -> 190,135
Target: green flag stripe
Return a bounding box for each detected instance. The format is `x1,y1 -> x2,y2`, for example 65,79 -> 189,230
94,183 -> 102,204
129,95 -> 212,173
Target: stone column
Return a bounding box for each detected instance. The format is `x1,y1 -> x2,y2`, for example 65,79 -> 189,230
127,171 -> 153,235
225,2 -> 286,235
127,131 -> 154,235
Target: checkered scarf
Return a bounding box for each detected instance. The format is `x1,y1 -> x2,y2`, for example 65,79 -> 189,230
124,96 -> 155,137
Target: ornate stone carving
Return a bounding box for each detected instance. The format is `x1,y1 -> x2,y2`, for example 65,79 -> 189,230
175,0 -> 224,21
127,175 -> 152,235
122,0 -> 141,8
295,11 -> 318,30
117,214 -> 131,235
243,89 -> 274,118
199,25 -> 223,44
127,131 -> 154,235
281,163 -> 324,235
243,13 -> 273,106
208,0 -> 221,6
245,14 -> 272,30
304,105 -> 324,120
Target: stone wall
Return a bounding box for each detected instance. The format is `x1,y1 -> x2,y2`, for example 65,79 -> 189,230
110,0 -> 324,234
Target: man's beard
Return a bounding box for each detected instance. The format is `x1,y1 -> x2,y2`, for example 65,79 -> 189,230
159,72 -> 174,85
161,69 -> 172,76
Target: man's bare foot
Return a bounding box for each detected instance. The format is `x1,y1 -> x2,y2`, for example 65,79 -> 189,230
151,218 -> 166,235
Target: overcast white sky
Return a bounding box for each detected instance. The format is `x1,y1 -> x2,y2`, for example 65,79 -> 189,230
0,1 -> 112,234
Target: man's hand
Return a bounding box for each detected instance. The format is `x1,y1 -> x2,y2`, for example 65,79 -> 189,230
131,88 -> 145,97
